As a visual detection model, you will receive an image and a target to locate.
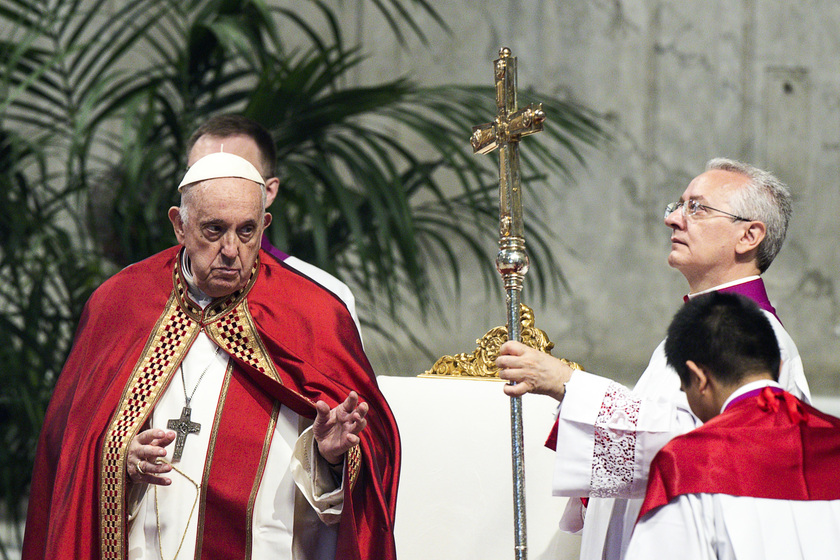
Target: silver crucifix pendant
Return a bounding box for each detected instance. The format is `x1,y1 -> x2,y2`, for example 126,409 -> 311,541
167,406 -> 201,462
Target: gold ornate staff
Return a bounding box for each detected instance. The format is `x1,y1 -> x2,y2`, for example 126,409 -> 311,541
471,47 -> 545,560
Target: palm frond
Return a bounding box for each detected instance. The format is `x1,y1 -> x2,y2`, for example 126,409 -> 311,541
0,0 -> 610,537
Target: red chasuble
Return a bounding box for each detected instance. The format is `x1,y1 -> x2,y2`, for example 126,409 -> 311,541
638,387 -> 840,520
22,246 -> 400,560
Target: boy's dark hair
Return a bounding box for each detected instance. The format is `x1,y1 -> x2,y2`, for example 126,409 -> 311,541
665,292 -> 781,387
187,114 -> 276,178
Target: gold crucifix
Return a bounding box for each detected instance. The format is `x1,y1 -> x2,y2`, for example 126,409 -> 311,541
471,47 -> 545,266
471,47 -> 546,560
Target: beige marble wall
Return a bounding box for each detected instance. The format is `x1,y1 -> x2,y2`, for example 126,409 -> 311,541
337,1 -> 840,397
12,1 -> 838,394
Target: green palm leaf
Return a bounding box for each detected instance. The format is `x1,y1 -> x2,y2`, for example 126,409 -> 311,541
0,1 -> 609,547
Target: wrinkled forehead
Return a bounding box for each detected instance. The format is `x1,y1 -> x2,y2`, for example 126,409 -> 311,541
188,176 -> 264,206
181,180 -> 263,233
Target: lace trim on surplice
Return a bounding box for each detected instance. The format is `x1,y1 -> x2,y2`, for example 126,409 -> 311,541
589,381 -> 641,497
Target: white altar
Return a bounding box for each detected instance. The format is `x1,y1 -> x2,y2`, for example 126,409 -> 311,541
378,375 -> 582,560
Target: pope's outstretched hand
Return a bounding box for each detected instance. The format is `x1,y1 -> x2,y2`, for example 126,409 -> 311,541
313,391 -> 369,465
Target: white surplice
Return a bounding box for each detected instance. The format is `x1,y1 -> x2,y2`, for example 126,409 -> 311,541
282,255 -> 361,341
625,494 -> 840,560
624,382 -> 840,560
550,279 -> 811,560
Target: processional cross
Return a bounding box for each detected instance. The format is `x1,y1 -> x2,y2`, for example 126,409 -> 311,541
167,406 -> 201,462
471,47 -> 545,560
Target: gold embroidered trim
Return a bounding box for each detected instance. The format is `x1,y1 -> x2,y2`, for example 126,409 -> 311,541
99,252 -> 316,559
347,445 -> 362,491
206,299 -> 283,385
99,294 -> 201,559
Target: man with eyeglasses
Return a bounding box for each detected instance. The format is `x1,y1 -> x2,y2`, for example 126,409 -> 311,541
495,158 -> 810,560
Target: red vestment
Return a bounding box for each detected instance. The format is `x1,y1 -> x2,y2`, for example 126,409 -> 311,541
639,387 -> 840,520
22,246 -> 400,560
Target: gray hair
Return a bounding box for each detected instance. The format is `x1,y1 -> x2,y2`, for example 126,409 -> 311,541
705,158 -> 792,273
178,180 -> 267,226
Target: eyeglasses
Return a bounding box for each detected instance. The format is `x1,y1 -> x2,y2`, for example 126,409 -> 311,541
664,199 -> 753,222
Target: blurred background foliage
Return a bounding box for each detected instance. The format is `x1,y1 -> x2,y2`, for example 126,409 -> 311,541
0,0 -> 607,553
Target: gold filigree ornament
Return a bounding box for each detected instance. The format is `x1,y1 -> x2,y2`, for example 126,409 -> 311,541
420,304 -> 581,380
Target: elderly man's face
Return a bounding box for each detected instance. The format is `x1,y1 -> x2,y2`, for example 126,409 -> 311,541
169,177 -> 271,298
664,169 -> 752,289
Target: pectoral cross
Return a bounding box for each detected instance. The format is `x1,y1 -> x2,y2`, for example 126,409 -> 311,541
471,47 -> 546,560
167,406 -> 201,462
